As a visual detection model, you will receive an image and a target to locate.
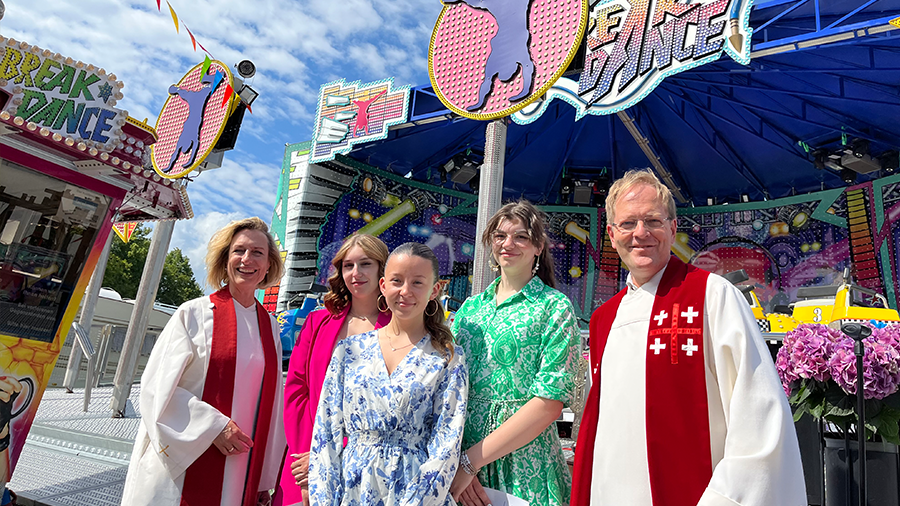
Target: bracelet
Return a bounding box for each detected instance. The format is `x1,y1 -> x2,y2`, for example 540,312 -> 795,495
459,452 -> 480,476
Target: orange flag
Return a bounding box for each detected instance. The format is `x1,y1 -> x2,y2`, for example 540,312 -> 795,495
167,1 -> 179,33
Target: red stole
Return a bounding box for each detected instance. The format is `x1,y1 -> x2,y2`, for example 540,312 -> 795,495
181,287 -> 278,506
572,257 -> 712,506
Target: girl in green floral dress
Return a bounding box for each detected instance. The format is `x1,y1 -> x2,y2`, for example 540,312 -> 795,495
450,200 -> 580,506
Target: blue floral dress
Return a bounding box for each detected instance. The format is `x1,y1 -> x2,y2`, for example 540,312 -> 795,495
308,330 -> 468,506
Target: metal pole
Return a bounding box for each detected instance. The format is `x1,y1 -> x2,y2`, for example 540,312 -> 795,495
63,232 -> 113,392
110,220 -> 174,417
471,118 -> 507,295
842,322 -> 873,506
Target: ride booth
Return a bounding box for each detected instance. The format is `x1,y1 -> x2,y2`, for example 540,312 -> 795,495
268,1 -> 900,504
0,35 -> 194,485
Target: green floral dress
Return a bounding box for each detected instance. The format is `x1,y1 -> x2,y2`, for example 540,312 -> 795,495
451,276 -> 580,506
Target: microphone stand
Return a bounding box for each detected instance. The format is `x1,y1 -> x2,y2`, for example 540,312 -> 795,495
842,322 -> 873,506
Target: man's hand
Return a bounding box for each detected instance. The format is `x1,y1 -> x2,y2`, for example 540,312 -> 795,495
212,419 -> 253,456
0,377 -> 22,404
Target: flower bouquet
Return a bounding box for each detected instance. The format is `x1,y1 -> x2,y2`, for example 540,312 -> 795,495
776,323 -> 900,443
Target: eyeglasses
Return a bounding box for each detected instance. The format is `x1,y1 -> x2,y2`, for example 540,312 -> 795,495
491,231 -> 532,246
611,217 -> 671,233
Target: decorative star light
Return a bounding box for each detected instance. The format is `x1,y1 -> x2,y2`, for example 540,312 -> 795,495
97,82 -> 113,103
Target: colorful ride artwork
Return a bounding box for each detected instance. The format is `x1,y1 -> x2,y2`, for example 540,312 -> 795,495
270,145 -> 900,325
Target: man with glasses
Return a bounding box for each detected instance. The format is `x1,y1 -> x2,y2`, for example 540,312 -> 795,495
571,169 -> 805,506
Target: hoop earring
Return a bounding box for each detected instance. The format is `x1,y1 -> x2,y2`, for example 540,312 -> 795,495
424,299 -> 438,317
377,294 -> 389,313
489,256 -> 500,273
532,257 -> 540,276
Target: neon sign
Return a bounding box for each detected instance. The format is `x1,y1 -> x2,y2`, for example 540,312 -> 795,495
513,0 -> 752,123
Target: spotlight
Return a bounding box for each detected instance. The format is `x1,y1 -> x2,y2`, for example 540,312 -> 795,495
812,149 -> 828,170
850,139 -> 869,159
741,194 -> 750,203
560,177 -> 574,196
573,184 -> 592,205
238,84 -> 259,106
236,60 -> 256,79
707,197 -> 716,206
880,150 -> 898,173
840,168 -> 857,184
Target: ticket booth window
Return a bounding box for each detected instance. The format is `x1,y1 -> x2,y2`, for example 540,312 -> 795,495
0,159 -> 111,343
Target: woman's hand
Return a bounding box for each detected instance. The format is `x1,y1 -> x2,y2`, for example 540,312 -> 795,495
450,468 -> 474,502
290,452 -> 310,486
453,472 -> 492,506
212,419 -> 253,456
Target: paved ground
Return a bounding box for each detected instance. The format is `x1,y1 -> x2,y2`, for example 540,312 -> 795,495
9,386 -> 141,506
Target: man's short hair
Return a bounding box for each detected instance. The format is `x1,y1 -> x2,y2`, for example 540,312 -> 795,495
605,169 -> 677,225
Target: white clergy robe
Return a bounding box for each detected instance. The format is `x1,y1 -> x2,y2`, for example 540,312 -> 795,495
121,296 -> 285,506
590,264 -> 806,506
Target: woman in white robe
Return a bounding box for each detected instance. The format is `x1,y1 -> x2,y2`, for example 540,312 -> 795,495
121,217 -> 286,506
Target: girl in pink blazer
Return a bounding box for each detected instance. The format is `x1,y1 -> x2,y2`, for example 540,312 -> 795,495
274,235 -> 391,506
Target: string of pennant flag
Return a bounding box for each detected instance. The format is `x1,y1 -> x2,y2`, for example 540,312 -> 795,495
156,0 -> 250,113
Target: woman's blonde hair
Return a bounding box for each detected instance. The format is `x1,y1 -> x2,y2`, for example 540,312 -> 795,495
323,234 -> 389,314
205,217 -> 284,290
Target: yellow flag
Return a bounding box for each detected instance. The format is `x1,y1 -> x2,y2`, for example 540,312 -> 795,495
890,17 -> 900,29
167,1 -> 180,33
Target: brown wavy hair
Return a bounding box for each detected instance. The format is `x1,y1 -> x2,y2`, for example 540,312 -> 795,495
323,234 -> 389,314
481,200 -> 557,288
387,242 -> 455,361
205,217 -> 284,290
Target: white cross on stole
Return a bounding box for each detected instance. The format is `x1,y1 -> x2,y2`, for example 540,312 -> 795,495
649,337 -> 667,354
681,306 -> 699,324
681,338 -> 699,356
653,310 -> 668,326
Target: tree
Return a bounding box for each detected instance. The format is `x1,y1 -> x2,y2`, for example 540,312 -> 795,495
103,224 -> 203,306
157,248 -> 204,305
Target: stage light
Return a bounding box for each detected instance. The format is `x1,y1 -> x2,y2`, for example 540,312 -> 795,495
851,139 -> 869,159
560,177 -> 574,196
707,197 -> 716,206
741,194 -> 750,203
812,149 -> 827,170
573,184 -> 592,205
238,85 -> 259,106
880,150 -> 898,173
840,168 -> 857,184
236,60 -> 256,79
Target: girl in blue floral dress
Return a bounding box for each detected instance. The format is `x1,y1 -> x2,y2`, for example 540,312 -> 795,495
309,242 -> 468,506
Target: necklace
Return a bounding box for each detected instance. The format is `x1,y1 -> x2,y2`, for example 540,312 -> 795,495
382,329 -> 416,352
349,311 -> 377,322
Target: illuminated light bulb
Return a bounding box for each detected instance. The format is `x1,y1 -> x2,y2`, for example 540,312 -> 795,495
100,152 -> 109,161
0,111 -> 9,121
64,137 -> 75,146
26,121 -> 37,131
111,157 -> 120,165
89,148 -> 98,156
122,162 -> 131,170
77,142 -> 87,151
13,116 -> 24,126
52,133 -> 62,141
39,128 -> 50,136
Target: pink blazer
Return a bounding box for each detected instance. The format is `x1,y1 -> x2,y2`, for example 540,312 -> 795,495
274,306 -> 390,505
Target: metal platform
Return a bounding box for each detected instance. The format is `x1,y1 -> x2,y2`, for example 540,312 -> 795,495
9,386 -> 141,506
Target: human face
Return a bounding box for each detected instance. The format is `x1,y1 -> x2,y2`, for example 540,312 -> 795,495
341,245 -> 380,301
607,184 -> 676,287
227,229 -> 270,299
379,254 -> 440,321
490,218 -> 542,277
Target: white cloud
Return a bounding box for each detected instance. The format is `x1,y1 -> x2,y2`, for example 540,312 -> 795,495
3,0 -> 443,296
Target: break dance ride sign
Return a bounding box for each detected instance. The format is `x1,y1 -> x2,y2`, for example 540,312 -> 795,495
151,60 -> 235,179
513,0 -> 753,123
428,0 -> 589,120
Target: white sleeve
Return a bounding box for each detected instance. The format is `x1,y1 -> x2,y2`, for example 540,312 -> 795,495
699,277 -> 807,506
139,302 -> 230,480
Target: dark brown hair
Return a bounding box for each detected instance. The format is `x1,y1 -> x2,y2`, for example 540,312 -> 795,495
323,234 -> 389,314
481,200 -> 557,288
387,242 -> 455,361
